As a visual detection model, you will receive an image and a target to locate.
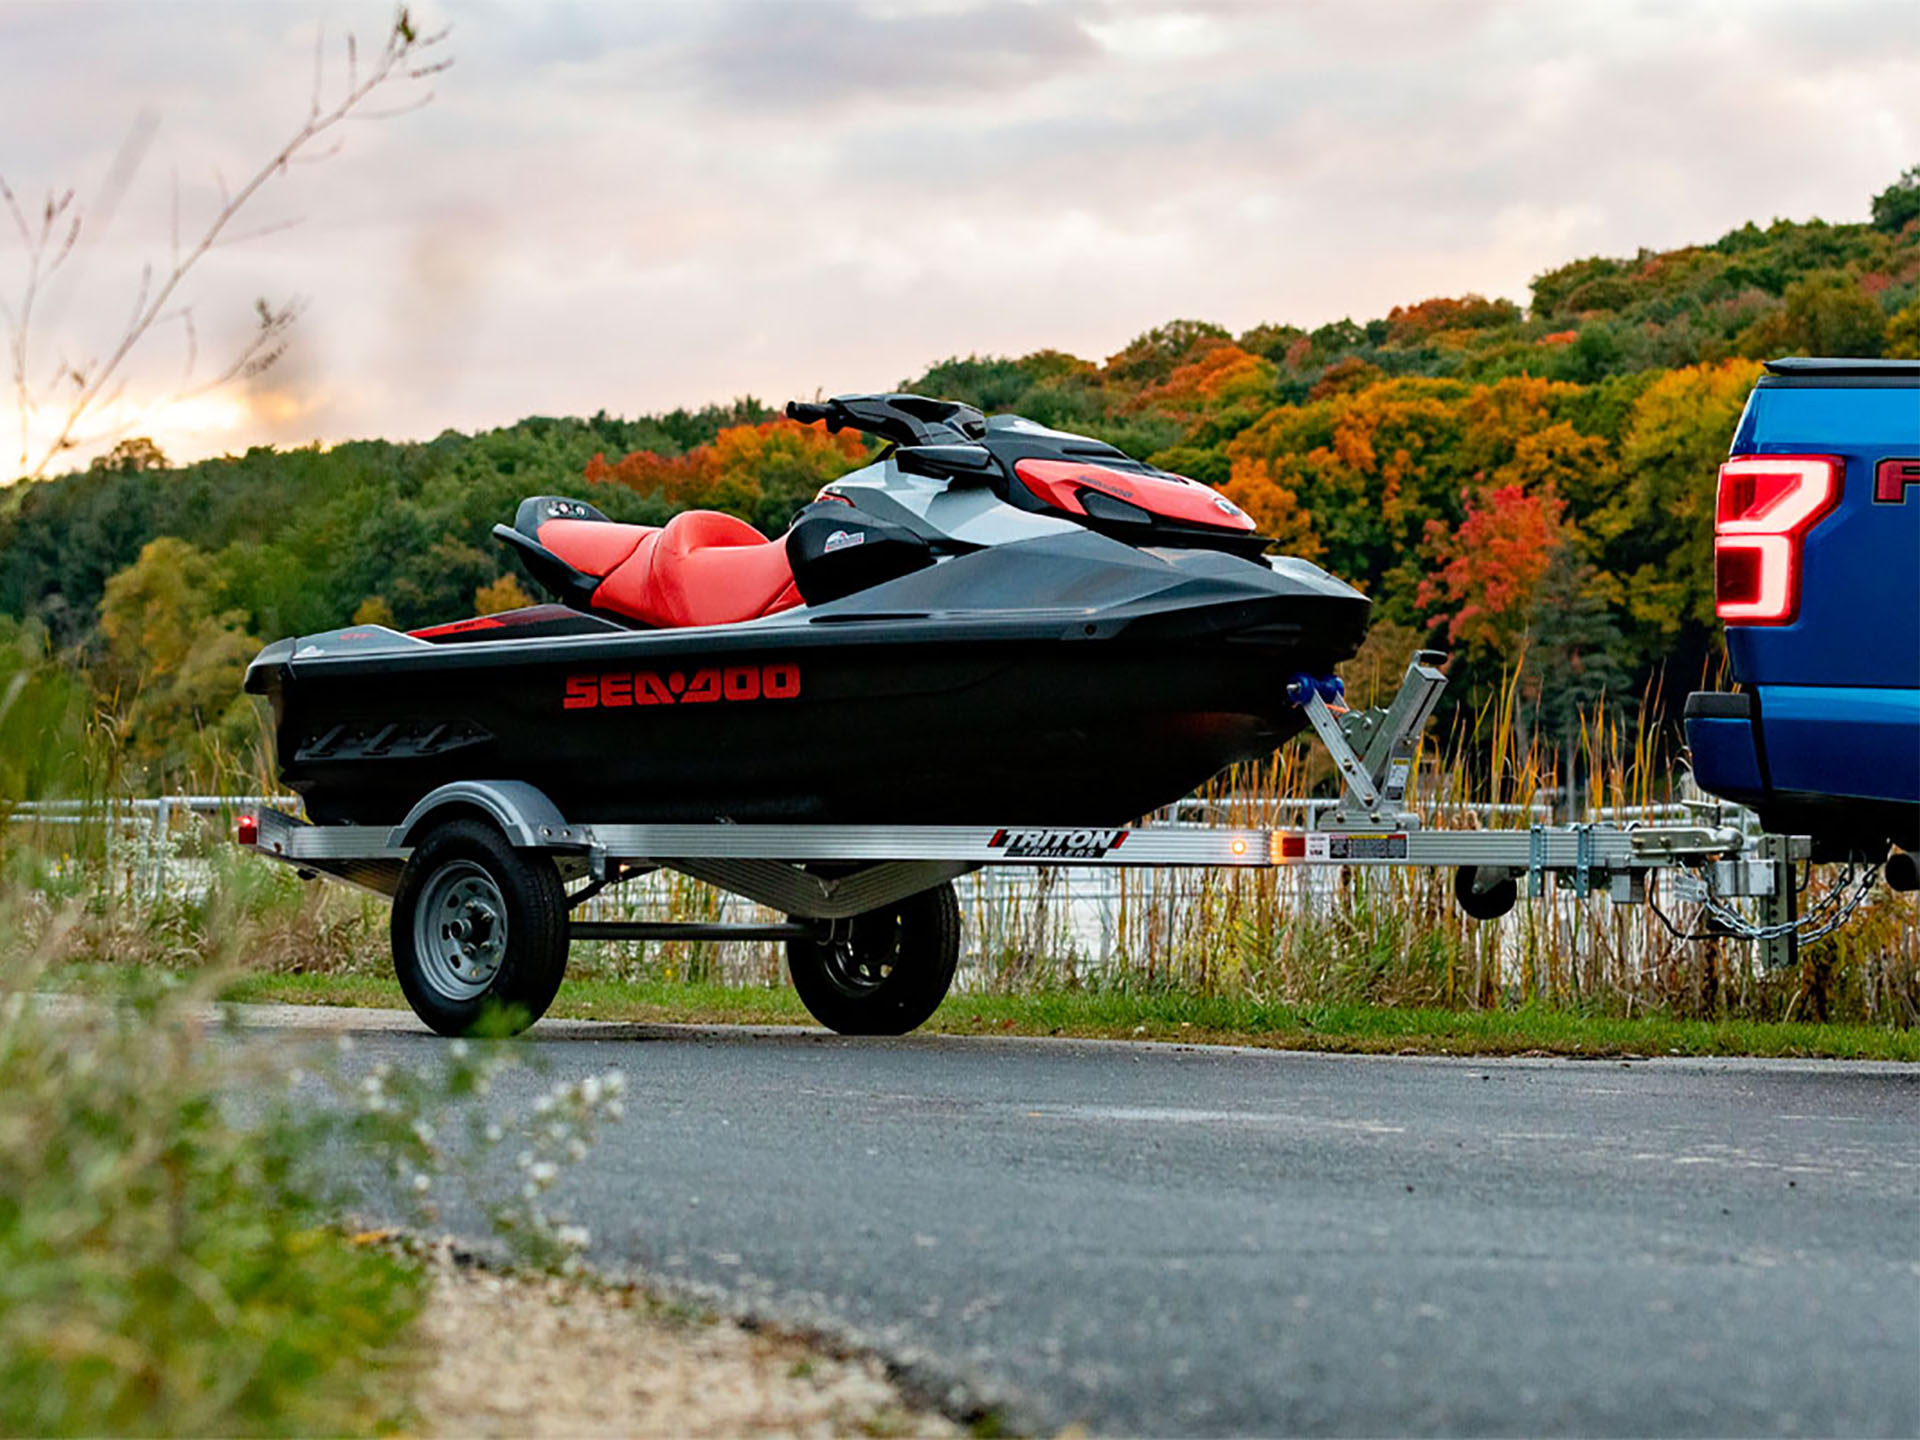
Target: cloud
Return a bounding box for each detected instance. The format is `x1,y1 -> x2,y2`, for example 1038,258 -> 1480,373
1,0 -> 1915,468
673,0 -> 1101,114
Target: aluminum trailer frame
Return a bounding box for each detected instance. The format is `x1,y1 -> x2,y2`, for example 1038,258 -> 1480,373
238,652 -> 1792,942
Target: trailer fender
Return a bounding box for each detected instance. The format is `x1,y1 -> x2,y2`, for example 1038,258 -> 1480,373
388,781 -> 590,851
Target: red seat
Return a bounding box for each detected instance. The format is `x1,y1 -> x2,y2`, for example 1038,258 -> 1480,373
543,510 -> 800,628
537,518 -> 656,578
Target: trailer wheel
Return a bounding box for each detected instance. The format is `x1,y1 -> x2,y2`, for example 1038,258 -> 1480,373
1454,865 -> 1519,921
391,818 -> 568,1037
787,882 -> 960,1036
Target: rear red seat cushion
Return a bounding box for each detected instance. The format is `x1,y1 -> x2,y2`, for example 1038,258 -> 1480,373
536,518 -> 655,578
590,510 -> 801,628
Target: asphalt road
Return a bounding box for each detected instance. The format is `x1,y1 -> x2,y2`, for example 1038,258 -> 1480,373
270,1008 -> 1920,1437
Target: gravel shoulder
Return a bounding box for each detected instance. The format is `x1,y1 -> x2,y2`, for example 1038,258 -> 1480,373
415,1244 -> 959,1438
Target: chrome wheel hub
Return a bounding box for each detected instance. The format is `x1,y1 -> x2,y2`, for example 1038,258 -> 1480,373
414,861 -> 509,1001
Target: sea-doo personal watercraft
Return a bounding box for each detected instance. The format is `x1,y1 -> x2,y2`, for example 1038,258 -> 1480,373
245,393 -> 1371,827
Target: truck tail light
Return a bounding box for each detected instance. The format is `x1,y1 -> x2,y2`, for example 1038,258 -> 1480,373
1713,455 -> 1841,624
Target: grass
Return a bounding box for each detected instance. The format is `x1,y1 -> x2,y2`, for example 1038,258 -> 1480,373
217,971 -> 1920,1062
0,962 -> 425,1436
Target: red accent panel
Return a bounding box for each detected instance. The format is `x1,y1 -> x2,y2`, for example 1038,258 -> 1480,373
1012,458 -> 1256,532
410,616 -> 505,638
537,518 -> 655,578
590,510 -> 801,628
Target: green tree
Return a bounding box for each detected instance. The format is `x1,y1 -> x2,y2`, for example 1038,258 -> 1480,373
86,437 -> 169,474
97,538 -> 257,786
1870,164 -> 1920,233
1740,273 -> 1886,357
1885,300 -> 1920,360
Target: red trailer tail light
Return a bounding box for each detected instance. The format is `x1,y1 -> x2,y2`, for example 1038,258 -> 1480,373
235,812 -> 260,847
1713,455 -> 1841,624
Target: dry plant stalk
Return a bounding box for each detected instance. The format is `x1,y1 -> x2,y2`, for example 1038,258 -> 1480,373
1,7 -> 451,478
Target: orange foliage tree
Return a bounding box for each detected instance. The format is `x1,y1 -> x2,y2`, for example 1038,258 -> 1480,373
1383,294 -> 1521,346
1134,340 -> 1276,421
585,418 -> 868,535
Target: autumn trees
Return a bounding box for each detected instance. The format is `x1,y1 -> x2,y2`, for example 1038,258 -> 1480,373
0,175 -> 1915,791
584,415 -> 867,537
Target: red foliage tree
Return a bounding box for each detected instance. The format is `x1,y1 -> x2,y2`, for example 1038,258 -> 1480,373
1416,482 -> 1567,654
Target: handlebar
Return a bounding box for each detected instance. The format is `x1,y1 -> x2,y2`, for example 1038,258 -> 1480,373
785,400 -> 840,431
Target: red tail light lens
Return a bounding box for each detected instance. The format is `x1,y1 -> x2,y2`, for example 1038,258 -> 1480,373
1713,455 -> 1841,624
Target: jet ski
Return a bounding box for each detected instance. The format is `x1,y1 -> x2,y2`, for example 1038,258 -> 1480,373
244,393 -> 1371,827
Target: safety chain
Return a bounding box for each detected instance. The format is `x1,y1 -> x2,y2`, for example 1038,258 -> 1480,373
1646,862 -> 1881,945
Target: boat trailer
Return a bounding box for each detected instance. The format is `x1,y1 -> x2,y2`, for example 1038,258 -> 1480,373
238,653 -> 1869,1033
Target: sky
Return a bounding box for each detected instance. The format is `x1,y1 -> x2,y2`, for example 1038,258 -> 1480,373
2,0 -> 1917,472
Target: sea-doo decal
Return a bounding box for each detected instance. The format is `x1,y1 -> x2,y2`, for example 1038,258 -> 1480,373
564,663 -> 801,710
823,529 -> 866,553
988,827 -> 1130,859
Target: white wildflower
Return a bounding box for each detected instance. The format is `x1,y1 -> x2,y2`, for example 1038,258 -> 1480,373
581,1076 -> 602,1106
530,1161 -> 558,1187
484,1123 -> 504,1144
449,1039 -> 470,1058
412,1173 -> 432,1194
555,1224 -> 591,1251
566,1138 -> 587,1162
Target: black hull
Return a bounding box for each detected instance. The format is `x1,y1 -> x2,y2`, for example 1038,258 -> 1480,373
247,533 -> 1371,828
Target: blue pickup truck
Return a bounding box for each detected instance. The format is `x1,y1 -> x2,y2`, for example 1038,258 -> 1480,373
1685,358 -> 1919,877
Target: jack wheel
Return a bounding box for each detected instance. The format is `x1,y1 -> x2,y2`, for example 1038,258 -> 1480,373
1454,865 -> 1518,921
1887,850 -> 1919,894
391,818 -> 568,1036
786,882 -> 961,1036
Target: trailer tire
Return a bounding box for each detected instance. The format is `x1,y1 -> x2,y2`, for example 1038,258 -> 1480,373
1454,865 -> 1518,921
787,882 -> 960,1036
391,818 -> 568,1037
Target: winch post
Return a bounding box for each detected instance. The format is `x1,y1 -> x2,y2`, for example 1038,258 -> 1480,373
1357,651 -> 1449,814
1291,653 -> 1450,830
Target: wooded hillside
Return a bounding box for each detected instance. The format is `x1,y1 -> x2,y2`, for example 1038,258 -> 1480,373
3,173 -> 1916,791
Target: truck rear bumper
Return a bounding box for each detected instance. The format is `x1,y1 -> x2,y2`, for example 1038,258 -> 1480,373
1686,688 -> 1920,851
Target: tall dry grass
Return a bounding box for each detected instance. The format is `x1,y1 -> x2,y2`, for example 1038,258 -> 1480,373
6,661 -> 1914,1027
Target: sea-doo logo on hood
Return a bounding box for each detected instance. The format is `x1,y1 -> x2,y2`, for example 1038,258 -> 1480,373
564,663 -> 800,710
988,827 -> 1130,859
823,529 -> 865,553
